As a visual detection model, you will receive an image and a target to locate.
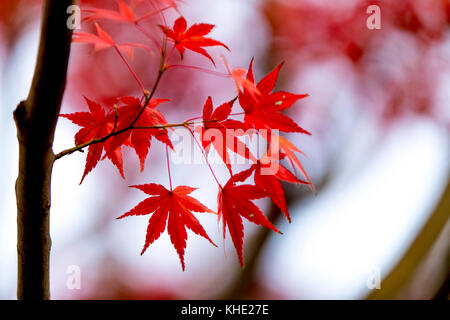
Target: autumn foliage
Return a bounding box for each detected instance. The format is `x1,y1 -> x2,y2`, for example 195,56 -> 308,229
59,0 -> 313,270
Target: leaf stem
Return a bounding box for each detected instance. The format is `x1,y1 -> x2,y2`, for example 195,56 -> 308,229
114,45 -> 146,93
167,64 -> 229,78
136,6 -> 171,23
185,111 -> 243,123
147,0 -> 169,27
135,22 -> 162,51
186,125 -> 222,189
166,145 -> 173,191
112,104 -> 119,132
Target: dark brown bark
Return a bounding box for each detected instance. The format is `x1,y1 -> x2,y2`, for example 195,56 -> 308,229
13,0 -> 74,300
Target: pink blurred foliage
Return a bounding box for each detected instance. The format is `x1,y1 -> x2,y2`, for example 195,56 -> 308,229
66,0 -> 204,112
262,0 -> 450,127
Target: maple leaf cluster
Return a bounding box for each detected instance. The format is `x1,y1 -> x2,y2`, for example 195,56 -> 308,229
59,0 -> 313,270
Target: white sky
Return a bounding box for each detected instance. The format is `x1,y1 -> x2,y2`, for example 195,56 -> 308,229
260,117 -> 449,299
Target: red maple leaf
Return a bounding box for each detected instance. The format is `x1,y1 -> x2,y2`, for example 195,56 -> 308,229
118,184 -> 216,270
277,135 -> 316,194
159,16 -> 229,65
60,97 -> 124,183
196,96 -> 256,174
244,149 -> 309,223
133,0 -> 181,14
217,170 -> 280,267
107,96 -> 173,172
83,0 -> 172,24
238,59 -> 310,133
220,56 -> 260,97
153,0 -> 181,12
73,23 -> 150,59
230,67 -> 260,97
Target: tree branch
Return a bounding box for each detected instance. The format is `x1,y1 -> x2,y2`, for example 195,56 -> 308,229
54,121 -> 193,160
54,117 -> 218,160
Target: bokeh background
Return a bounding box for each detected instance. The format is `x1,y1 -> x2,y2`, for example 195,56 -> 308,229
0,0 -> 449,299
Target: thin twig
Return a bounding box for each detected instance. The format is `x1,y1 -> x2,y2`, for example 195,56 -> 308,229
55,118 -> 219,160
56,52 -> 169,160
55,122 -> 179,160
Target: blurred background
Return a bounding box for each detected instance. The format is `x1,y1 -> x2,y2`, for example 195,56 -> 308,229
0,0 -> 449,299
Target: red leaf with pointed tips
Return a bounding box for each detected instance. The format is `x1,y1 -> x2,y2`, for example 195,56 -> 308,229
118,184 -> 216,270
60,97 -> 124,182
83,1 -> 136,24
221,57 -> 260,97
133,0 -> 181,14
160,16 -> 229,65
253,157 -> 307,223
84,0 -> 172,24
217,174 -> 280,267
278,135 -> 316,193
197,97 -> 256,174
238,60 -> 309,133
73,23 -> 151,59
108,97 -> 173,172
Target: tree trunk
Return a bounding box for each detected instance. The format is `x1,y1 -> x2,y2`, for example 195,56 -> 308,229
13,0 -> 74,300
